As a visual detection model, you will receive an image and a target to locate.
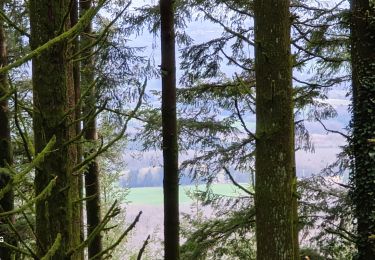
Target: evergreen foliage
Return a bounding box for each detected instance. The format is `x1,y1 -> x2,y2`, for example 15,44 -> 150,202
0,0 -> 373,259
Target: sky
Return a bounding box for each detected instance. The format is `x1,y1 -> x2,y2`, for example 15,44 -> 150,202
116,0 -> 351,187
114,1 -> 351,257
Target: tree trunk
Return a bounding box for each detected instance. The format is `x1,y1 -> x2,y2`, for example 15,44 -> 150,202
350,1 -> 375,259
254,0 -> 298,259
80,0 -> 103,257
160,0 -> 180,259
71,1 -> 85,258
0,1 -> 15,258
30,1 -> 81,258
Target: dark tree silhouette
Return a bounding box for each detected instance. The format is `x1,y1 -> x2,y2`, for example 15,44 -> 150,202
160,0 -> 180,258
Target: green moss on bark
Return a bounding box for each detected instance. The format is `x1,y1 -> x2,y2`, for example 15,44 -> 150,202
30,1 -> 81,258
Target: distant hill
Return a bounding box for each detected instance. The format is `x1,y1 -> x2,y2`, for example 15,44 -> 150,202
119,167 -> 250,188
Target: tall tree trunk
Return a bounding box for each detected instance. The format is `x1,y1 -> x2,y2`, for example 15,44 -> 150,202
30,1 -> 81,258
160,0 -> 180,259
80,0 -> 103,257
0,1 -> 15,258
71,0 -> 85,258
350,1 -> 375,259
254,0 -> 298,259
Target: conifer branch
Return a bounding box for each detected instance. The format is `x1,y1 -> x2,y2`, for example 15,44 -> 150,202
0,241 -> 33,257
90,211 -> 143,259
0,0 -> 108,74
0,9 -> 30,37
21,210 -> 45,253
316,117 -> 349,139
0,136 -> 56,200
4,215 -> 38,259
137,235 -> 151,260
199,8 -> 254,46
223,166 -> 254,196
66,200 -> 119,257
14,91 -> 33,162
233,97 -> 256,140
70,3 -> 130,62
40,233 -> 62,260
73,79 -> 146,173
0,177 -> 57,217
219,48 -> 252,72
59,77 -> 99,125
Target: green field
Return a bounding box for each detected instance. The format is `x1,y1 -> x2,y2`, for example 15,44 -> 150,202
126,183 -> 250,205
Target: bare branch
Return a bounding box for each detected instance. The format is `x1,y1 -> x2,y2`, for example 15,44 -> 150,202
14,91 -> 33,162
199,8 -> 254,46
73,79 -> 146,173
90,211 -> 143,259
0,9 -> 30,37
316,117 -> 349,140
233,97 -> 257,140
223,166 -> 254,196
137,235 -> 151,260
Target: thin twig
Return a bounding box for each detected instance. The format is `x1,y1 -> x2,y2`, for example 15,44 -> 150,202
73,79 -> 146,173
233,97 -> 257,140
14,91 -> 33,162
5,216 -> 38,259
0,0 -> 107,74
200,8 -> 254,46
223,166 -> 254,196
71,3 -> 130,61
137,235 -> 151,260
66,200 -> 119,257
316,117 -> 349,139
0,9 -> 30,37
0,241 -> 33,257
21,210 -> 45,253
90,211 -> 143,259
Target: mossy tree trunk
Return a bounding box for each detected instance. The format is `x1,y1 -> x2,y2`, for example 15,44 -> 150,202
160,0 -> 180,259
0,1 -> 15,258
80,0 -> 103,257
30,1 -> 81,258
350,1 -> 375,259
254,0 -> 298,259
71,0 -> 85,258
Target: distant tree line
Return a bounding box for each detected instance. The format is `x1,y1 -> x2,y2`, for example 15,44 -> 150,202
0,0 -> 374,259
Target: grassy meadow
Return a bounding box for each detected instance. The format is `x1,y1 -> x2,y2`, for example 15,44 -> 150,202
126,183 -> 250,205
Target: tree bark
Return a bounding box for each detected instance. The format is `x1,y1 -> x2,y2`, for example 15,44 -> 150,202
254,0 -> 298,259
0,1 -> 15,258
350,1 -> 375,259
71,1 -> 85,258
30,1 -> 81,258
80,0 -> 103,257
160,0 -> 180,259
